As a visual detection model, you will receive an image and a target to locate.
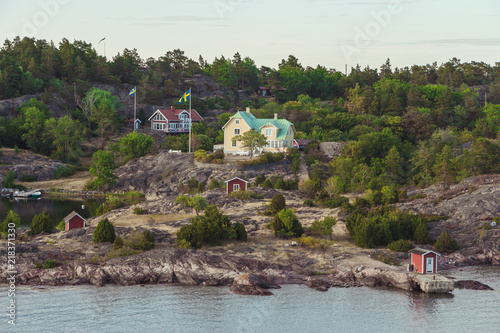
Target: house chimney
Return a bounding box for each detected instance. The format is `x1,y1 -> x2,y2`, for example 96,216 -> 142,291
171,106 -> 175,111
274,113 -> 278,119
246,107 -> 250,114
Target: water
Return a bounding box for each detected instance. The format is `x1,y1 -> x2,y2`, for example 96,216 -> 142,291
0,197 -> 103,227
0,267 -> 498,333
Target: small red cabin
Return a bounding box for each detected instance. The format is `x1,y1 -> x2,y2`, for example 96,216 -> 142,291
225,177 -> 249,195
63,211 -> 87,231
409,248 -> 441,274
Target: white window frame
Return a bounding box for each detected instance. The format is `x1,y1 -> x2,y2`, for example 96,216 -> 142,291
265,129 -> 272,137
235,119 -> 240,125
234,128 -> 241,135
233,184 -> 241,192
231,140 -> 237,147
153,123 -> 165,130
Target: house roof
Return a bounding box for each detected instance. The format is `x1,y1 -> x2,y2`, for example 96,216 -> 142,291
126,118 -> 142,123
225,177 -> 249,184
294,139 -> 312,146
148,106 -> 203,122
230,111 -> 295,140
63,211 -> 86,223
409,247 -> 441,256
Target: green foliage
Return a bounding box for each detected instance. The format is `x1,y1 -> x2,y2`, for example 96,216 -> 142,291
234,130 -> 268,159
113,236 -> 124,250
118,131 -> 154,163
208,179 -> 223,190
254,174 -> 266,186
3,171 -> 15,188
237,152 -> 285,167
96,195 -> 124,216
303,199 -> 315,207
233,222 -> 248,241
381,185 -> 399,204
54,165 -> 74,179
176,204 -> 245,248
434,231 -> 459,253
88,150 -> 116,190
56,220 -> 65,231
133,207 -> 146,215
29,212 -> 53,236
267,209 -> 304,238
264,194 -> 286,216
125,230 -> 155,251
229,190 -> 263,200
388,239 -> 414,252
93,218 -> 116,243
20,175 -> 37,182
176,194 -> 208,215
41,260 -> 58,269
294,235 -> 333,250
299,179 -> 322,198
0,210 -> 21,236
14,145 -> 19,154
309,217 -> 337,239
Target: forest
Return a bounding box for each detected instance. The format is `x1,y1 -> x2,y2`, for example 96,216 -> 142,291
0,36 -> 499,194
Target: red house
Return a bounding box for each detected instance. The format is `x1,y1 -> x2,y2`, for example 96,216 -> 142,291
148,106 -> 203,133
225,177 -> 249,195
63,211 -> 87,231
409,248 -> 441,274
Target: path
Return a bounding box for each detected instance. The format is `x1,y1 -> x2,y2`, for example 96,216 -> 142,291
298,154 -> 309,182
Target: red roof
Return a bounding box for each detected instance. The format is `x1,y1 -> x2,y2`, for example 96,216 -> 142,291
155,106 -> 203,122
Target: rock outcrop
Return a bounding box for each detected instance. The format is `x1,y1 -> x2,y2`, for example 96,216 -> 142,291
0,149 -> 65,181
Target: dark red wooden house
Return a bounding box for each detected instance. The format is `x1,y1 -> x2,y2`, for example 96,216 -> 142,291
409,248 -> 441,274
225,177 -> 249,195
64,211 -> 87,231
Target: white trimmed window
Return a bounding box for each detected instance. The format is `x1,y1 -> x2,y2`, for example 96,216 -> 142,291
234,128 -> 240,135
265,129 -> 272,137
232,140 -> 237,147
235,119 -> 240,125
153,123 -> 165,130
233,184 -> 241,192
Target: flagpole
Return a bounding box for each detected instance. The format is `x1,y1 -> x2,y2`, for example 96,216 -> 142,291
133,86 -> 137,132
188,87 -> 192,153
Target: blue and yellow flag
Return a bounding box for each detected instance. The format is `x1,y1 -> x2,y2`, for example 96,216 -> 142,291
129,87 -> 136,96
177,89 -> 191,104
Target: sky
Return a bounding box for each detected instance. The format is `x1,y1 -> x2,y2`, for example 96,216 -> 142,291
1,0 -> 500,72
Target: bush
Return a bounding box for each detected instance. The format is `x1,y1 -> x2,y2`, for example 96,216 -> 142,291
294,235 -> 333,250
177,224 -> 201,249
93,218 -> 116,243
264,194 -> 286,216
254,174 -> 266,187
0,210 -> 21,236
303,199 -> 315,207
267,209 -> 304,238
29,212 -> 53,235
388,239 -> 414,252
309,217 -> 337,239
319,196 -> 349,209
408,193 -> 427,201
14,145 -> 20,154
113,236 -> 124,250
96,195 -> 124,216
381,185 -> 399,204
261,179 -> 273,188
300,179 -> 321,198
233,222 -> 248,241
106,246 -> 141,259
133,207 -> 146,215
126,230 -> 155,251
54,165 -> 74,179
275,178 -> 286,190
229,190 -> 263,200
434,231 -> 459,253
20,175 -> 37,182
56,220 -> 65,231
3,171 -> 15,188
37,259 -> 57,269
208,179 -> 223,190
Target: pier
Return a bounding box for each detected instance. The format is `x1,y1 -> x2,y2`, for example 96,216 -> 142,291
410,273 -> 454,293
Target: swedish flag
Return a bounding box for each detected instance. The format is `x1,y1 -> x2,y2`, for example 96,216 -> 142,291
177,89 -> 191,104
129,87 -> 136,96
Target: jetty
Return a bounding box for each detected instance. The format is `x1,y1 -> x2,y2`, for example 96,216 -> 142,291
1,188 -> 42,199
410,273 -> 454,293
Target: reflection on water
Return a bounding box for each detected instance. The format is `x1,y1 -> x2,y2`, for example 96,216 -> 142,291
0,196 -> 103,226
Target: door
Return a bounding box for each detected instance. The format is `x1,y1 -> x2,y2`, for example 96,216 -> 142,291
426,257 -> 434,273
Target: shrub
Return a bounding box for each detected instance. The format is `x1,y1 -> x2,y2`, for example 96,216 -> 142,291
208,179 -> 223,190
434,231 -> 459,253
365,189 -> 383,206
14,145 -> 20,154
194,149 -> 207,162
177,224 -> 201,249
291,158 -> 300,175
126,230 -> 155,251
133,207 -> 146,215
197,182 -> 205,193
233,222 -> 248,241
54,165 -> 74,179
3,171 -> 15,188
0,210 -> 21,236
29,212 -> 53,235
175,194 -> 208,215
309,217 -> 337,239
294,235 -> 333,250
408,193 -> 427,201
113,236 -> 124,250
264,194 -> 286,216
303,199 -> 315,207
93,218 -> 116,243
275,178 -> 286,190
41,260 -> 58,269
381,185 -> 399,204
267,209 -> 304,238
106,246 -> 140,259
56,220 -> 65,231
261,179 -> 273,188
300,179 -> 321,198
286,147 -> 300,160
388,239 -> 414,252
96,195 -> 124,216
320,196 -> 349,209
20,175 -> 37,182
229,190 -> 263,200
254,174 -> 266,187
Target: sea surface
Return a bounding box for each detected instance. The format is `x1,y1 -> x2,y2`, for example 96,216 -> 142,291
0,266 -> 498,333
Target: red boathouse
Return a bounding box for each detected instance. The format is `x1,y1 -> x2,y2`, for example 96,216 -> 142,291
225,177 -> 249,195
409,248 -> 441,274
63,211 -> 87,231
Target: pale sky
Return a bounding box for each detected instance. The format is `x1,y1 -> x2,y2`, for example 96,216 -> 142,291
1,0 -> 500,72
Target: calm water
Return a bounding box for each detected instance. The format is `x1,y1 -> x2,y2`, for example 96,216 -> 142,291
0,267 -> 498,333
0,197 -> 103,227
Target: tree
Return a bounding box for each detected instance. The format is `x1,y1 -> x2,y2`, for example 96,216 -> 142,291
434,231 -> 459,253
234,130 -> 267,160
29,212 -> 53,235
45,116 -> 84,163
118,131 -> 154,163
309,217 -> 336,239
433,145 -> 456,190
175,194 -> 208,216
0,210 -> 21,235
264,194 -> 286,216
93,218 -> 116,243
89,150 -> 116,190
267,209 -> 304,238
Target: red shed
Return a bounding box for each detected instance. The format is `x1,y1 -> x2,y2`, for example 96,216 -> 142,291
409,248 -> 441,274
225,177 -> 249,195
63,211 -> 87,231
